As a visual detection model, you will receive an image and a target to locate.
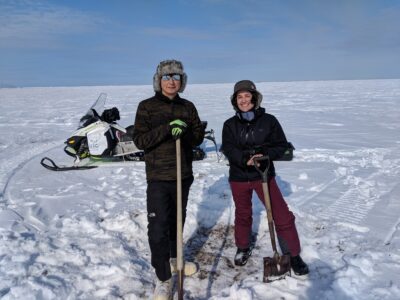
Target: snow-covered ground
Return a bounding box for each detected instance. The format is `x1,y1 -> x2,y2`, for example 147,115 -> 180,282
0,79 -> 399,299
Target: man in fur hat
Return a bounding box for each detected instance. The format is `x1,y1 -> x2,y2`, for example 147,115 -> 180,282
133,59 -> 204,300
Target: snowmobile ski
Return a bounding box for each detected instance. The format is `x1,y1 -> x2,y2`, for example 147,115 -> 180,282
40,157 -> 98,171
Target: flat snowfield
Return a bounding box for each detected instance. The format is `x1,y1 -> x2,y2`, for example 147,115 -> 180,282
1,79 -> 399,299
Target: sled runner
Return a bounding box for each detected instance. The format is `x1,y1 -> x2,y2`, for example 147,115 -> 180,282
41,93 -> 218,171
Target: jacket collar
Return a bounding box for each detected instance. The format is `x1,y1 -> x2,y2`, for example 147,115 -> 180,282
155,91 -> 184,104
235,107 -> 265,123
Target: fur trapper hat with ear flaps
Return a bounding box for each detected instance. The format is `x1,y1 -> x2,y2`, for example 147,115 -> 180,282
153,59 -> 187,93
230,80 -> 263,111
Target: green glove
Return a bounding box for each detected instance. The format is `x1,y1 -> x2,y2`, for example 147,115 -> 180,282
169,119 -> 187,140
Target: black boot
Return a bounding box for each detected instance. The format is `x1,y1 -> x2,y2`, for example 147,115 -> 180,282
290,255 -> 309,275
234,247 -> 252,266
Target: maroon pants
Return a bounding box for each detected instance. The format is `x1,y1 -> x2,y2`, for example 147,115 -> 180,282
230,177 -> 301,256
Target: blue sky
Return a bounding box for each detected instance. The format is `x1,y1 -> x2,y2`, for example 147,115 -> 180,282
1,0 -> 399,87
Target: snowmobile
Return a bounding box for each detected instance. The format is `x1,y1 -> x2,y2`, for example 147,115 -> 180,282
41,93 -> 218,171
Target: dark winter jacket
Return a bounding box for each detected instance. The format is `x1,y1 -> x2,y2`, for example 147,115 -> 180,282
133,92 -> 204,181
221,107 -> 288,181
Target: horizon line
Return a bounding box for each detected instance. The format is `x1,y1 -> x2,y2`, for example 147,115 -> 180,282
1,77 -> 399,89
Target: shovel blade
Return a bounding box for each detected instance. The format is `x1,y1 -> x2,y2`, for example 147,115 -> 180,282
263,254 -> 291,283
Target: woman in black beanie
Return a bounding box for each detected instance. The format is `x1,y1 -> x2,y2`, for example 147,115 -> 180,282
221,80 -> 309,275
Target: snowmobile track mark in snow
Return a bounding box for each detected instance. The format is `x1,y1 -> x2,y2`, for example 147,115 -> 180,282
1,142 -> 62,205
0,141 -> 79,234
319,170 -> 383,225
319,188 -> 370,224
296,175 -> 346,207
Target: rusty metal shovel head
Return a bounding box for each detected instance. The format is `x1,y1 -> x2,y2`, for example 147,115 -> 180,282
263,253 -> 291,283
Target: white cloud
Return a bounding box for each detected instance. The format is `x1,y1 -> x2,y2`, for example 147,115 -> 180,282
0,0 -> 105,48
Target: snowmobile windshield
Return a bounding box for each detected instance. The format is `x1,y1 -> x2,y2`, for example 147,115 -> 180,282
78,93 -> 107,128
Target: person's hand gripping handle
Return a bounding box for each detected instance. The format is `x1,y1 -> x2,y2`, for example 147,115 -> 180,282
170,119 -> 187,140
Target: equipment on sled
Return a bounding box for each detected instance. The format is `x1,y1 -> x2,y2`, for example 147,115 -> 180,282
41,93 -> 218,171
193,123 -> 219,161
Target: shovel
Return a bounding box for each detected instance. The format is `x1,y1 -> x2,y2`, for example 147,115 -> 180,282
253,156 -> 291,283
176,138 -> 184,300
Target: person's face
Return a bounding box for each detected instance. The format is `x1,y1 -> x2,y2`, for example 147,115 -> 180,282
160,74 -> 181,99
236,91 -> 254,112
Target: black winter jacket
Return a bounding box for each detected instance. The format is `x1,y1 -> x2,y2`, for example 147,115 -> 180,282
133,92 -> 204,181
221,107 -> 288,181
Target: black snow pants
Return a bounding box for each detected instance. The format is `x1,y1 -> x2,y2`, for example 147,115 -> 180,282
146,176 -> 194,281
